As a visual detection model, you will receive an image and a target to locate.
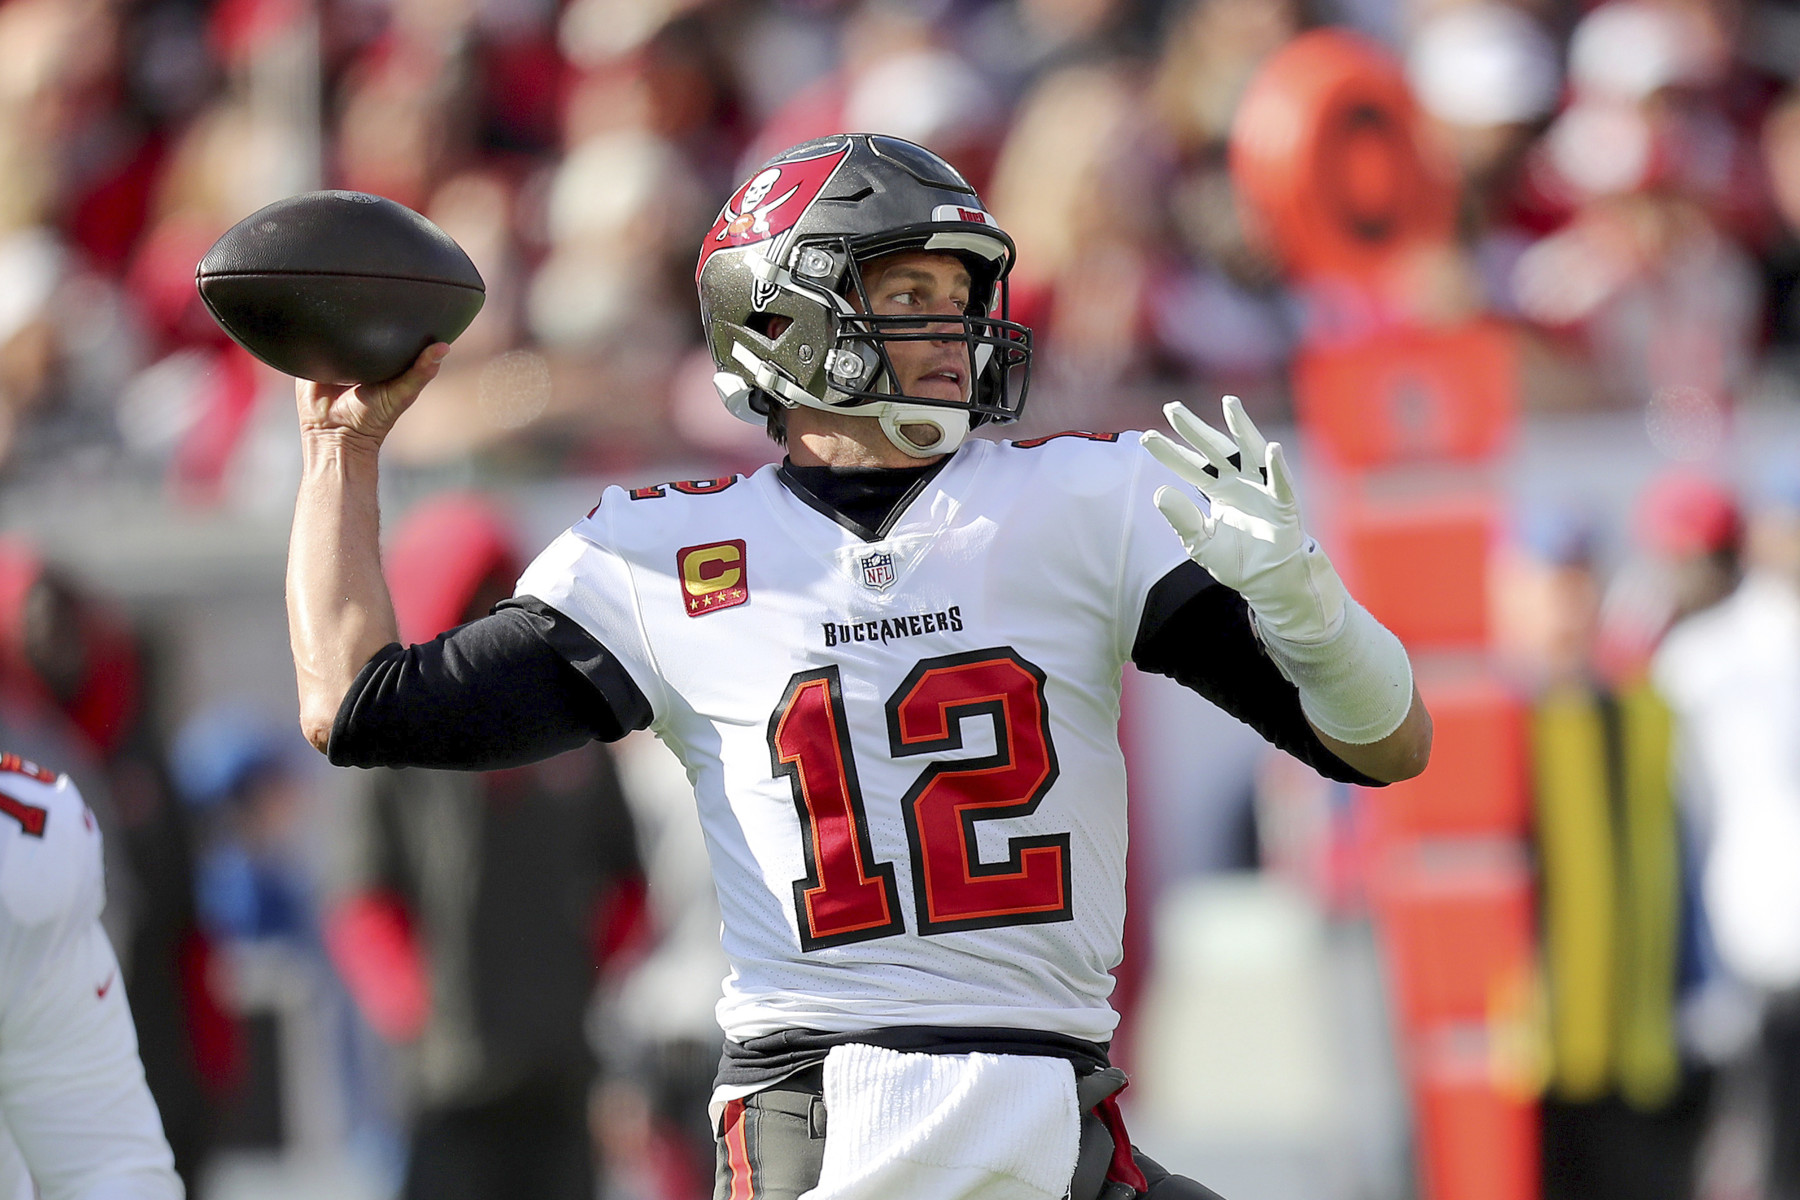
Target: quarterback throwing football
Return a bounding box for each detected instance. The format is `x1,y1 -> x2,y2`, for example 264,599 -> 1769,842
289,134 -> 1430,1200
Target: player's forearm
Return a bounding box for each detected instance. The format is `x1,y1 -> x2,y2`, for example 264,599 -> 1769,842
1314,681 -> 1432,782
288,429 -> 400,752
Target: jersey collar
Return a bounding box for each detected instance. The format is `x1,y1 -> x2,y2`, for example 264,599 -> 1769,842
776,454 -> 955,543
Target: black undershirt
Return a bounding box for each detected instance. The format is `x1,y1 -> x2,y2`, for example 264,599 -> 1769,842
329,465 -> 1374,787
778,458 -> 948,541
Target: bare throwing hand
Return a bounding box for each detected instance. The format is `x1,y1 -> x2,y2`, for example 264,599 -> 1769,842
295,343 -> 449,446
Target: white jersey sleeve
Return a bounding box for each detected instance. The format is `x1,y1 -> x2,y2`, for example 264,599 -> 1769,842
1105,432 -> 1215,646
0,759 -> 183,1200
518,491 -> 673,723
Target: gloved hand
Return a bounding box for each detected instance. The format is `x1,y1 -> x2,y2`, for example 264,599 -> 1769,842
1140,396 -> 1349,647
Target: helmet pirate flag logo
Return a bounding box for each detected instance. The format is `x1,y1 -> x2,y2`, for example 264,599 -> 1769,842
696,146 -> 852,282
723,169 -> 798,239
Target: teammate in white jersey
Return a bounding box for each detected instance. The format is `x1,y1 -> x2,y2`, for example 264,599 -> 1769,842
287,134 -> 1430,1200
0,755 -> 183,1200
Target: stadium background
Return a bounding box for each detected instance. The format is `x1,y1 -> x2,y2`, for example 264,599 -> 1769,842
3,0 -> 1800,1196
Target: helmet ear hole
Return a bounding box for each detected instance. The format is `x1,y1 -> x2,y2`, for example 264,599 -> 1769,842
744,312 -> 793,342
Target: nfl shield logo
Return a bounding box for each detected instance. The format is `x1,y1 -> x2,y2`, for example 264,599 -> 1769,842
859,551 -> 896,591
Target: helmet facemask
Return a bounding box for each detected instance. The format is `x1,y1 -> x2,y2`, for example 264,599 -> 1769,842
775,236 -> 1031,456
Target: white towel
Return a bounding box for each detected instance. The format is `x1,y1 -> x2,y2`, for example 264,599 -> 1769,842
798,1042 -> 1081,1200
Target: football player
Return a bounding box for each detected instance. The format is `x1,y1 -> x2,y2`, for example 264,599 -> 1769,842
0,756 -> 184,1200
288,134 -> 1430,1200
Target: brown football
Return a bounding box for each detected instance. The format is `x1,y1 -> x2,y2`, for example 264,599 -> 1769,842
196,191 -> 485,385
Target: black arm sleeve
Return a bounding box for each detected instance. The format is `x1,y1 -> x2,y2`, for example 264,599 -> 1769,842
327,596 -> 654,771
1131,560 -> 1383,787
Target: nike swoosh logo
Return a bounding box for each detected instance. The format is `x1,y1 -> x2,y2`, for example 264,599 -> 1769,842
96,973 -> 114,999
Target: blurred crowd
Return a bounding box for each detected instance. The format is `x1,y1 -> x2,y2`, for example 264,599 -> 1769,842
0,0 -> 1797,499
5,0 -> 1800,1197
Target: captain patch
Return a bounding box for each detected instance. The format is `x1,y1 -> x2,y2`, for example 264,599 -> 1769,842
677,540 -> 749,617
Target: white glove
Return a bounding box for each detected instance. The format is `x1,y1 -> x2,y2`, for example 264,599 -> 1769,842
1139,396 -> 1347,645
1140,396 -> 1414,745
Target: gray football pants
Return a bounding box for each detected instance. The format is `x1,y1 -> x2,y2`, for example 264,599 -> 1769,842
712,1070 -> 1227,1200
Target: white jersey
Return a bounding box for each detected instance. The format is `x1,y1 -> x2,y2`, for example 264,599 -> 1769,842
0,758 -> 182,1200
519,434 -> 1190,1044
1654,574 -> 1800,991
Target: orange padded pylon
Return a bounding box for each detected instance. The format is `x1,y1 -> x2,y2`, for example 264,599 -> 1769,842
1231,27 -> 1537,1200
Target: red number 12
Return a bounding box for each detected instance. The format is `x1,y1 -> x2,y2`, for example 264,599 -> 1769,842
769,648 -> 1069,950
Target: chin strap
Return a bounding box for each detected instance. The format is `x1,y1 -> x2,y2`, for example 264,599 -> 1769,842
879,404 -> 969,458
